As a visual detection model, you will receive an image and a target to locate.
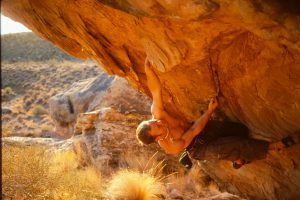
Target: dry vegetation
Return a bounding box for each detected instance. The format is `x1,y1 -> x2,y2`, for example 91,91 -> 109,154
106,170 -> 165,200
2,143 -> 156,200
3,141 -> 218,200
2,144 -> 102,200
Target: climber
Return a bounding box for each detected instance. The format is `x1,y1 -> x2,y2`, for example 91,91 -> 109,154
136,58 -> 299,169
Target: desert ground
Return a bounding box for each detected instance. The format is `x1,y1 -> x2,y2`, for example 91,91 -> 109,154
2,60 -> 101,138
2,33 -> 242,200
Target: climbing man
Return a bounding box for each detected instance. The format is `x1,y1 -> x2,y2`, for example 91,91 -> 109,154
136,58 -> 299,169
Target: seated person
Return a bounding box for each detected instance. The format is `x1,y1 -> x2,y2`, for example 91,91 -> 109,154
136,58 -> 298,169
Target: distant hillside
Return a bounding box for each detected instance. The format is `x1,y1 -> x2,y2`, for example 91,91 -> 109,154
1,32 -> 83,62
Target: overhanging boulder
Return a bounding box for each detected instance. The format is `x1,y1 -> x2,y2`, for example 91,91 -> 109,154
2,0 -> 300,199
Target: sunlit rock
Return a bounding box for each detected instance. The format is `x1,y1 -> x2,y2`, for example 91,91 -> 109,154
3,0 -> 300,198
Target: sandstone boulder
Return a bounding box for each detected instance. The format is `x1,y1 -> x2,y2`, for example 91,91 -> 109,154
3,0 -> 299,136
3,0 -> 300,199
93,77 -> 151,115
49,73 -> 114,138
200,142 -> 300,200
49,75 -> 150,138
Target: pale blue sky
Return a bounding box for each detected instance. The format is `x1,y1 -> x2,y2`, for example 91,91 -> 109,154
1,15 -> 31,35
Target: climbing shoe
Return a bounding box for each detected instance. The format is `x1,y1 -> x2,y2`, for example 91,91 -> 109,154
232,160 -> 250,169
282,133 -> 299,148
179,150 -> 193,170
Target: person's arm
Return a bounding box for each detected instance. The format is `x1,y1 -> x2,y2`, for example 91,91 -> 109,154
180,98 -> 217,147
145,59 -> 165,118
162,98 -> 218,154
145,59 -> 180,124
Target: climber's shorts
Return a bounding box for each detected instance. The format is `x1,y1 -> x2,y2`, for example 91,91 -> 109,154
187,121 -> 269,162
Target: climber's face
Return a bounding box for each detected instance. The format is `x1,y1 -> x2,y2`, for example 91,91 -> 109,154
136,119 -> 169,145
148,120 -> 169,140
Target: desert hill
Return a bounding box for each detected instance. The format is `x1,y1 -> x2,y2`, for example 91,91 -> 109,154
1,32 -> 82,62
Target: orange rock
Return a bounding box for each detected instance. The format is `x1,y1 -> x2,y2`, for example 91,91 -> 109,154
2,0 -> 300,199
3,0 -> 299,137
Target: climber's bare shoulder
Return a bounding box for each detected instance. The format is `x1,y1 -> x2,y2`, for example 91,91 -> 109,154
150,98 -> 177,120
152,106 -> 181,126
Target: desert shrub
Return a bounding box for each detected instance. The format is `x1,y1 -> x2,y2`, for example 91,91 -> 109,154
40,123 -> 53,132
2,87 -> 14,95
30,105 -> 48,116
1,87 -> 15,101
2,144 -> 102,200
106,170 -> 165,200
105,152 -> 167,200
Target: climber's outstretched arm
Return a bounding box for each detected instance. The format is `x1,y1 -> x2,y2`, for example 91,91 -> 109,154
181,98 -> 218,147
164,98 -> 218,154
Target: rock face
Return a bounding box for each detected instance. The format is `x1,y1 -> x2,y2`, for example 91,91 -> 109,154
200,143 -> 300,200
3,0 -> 300,199
92,77 -> 151,115
49,74 -> 114,138
49,75 -> 150,138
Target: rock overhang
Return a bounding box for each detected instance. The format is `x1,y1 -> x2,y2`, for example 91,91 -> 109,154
2,0 -> 300,139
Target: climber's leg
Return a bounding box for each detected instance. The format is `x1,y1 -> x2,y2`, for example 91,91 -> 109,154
188,136 -> 269,166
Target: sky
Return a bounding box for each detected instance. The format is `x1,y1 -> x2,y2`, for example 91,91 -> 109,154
1,15 -> 32,35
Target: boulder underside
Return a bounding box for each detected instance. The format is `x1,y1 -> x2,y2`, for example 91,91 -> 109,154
2,0 -> 300,199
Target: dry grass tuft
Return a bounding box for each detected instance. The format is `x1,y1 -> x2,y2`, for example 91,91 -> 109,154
106,152 -> 167,200
29,105 -> 48,116
2,87 -> 14,95
2,87 -> 15,101
2,144 -> 102,199
123,152 -> 169,178
106,170 -> 165,200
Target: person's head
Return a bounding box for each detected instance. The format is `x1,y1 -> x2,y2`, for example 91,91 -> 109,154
136,120 -> 165,145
